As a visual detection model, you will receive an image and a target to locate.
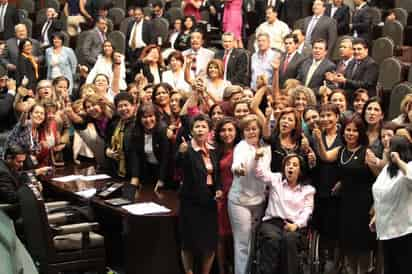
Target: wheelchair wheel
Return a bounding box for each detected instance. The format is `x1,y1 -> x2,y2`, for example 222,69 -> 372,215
308,230 -> 321,274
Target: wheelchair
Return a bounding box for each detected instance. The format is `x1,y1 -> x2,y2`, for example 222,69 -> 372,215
249,218 -> 322,274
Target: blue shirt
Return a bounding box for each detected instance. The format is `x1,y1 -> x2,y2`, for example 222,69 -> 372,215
250,49 -> 280,90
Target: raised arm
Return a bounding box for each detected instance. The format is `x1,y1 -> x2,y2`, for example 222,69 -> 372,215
313,127 -> 340,162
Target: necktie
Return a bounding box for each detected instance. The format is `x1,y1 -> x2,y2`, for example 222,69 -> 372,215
336,61 -> 346,74
305,60 -> 319,86
223,50 -> 229,68
306,16 -> 319,43
282,54 -> 290,73
130,22 -> 137,50
351,61 -> 360,78
41,21 -> 51,43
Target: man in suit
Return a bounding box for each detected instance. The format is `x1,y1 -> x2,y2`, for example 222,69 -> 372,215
183,31 -> 215,77
292,28 -> 312,59
325,0 -> 350,36
280,0 -> 312,28
325,38 -> 354,85
350,0 -> 372,42
297,38 -> 336,93
79,16 -> 107,68
0,66 -> 16,150
3,24 -> 43,73
215,32 -> 249,86
303,0 -> 337,56
0,0 -> 20,41
34,8 -> 63,48
126,7 -> 153,61
279,33 -> 305,87
330,38 -> 379,98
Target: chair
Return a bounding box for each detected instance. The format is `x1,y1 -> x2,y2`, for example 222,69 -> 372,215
119,17 -> 134,35
151,18 -> 169,47
108,7 -> 126,28
388,82 -> 412,119
368,7 -> 382,26
383,20 -> 404,48
17,9 -> 29,20
19,0 -> 35,14
165,7 -> 184,25
378,57 -> 403,92
393,7 -> 408,27
22,18 -> 33,38
17,184 -> 106,274
395,0 -> 412,13
60,31 -> 70,47
108,30 -> 126,54
372,37 -> 395,65
75,30 -> 90,63
330,35 -> 353,62
143,6 -> 152,17
113,0 -> 126,10
35,9 -> 47,26
409,66 -> 412,82
106,18 -> 114,33
293,18 -> 305,30
45,0 -> 60,11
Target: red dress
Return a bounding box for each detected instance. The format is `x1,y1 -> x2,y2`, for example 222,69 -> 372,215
184,0 -> 201,21
217,149 -> 234,236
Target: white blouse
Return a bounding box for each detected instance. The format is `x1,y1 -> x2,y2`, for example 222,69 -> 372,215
372,162 -> 412,240
86,55 -> 127,90
229,140 -> 271,206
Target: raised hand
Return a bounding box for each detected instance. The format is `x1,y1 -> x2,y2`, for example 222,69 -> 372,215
179,137 -> 189,153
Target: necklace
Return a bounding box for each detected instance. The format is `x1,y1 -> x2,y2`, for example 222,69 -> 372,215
340,147 -> 359,165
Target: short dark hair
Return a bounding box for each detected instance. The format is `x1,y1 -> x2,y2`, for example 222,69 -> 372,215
353,38 -> 369,50
114,92 -> 134,107
18,38 -> 32,53
167,51 -> 184,65
312,38 -> 328,50
388,135 -> 412,178
361,97 -> 384,126
152,0 -> 164,8
265,6 -> 278,13
50,31 -> 65,44
190,113 -> 212,131
319,103 -> 340,116
284,33 -> 298,44
5,145 -> 27,159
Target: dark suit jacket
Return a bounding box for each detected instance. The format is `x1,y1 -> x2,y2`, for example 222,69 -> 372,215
352,4 -> 372,42
135,125 -> 170,183
104,116 -> 139,179
342,56 -> 379,97
297,57 -> 336,92
79,28 -> 104,67
0,160 -> 22,204
125,19 -> 153,58
303,15 -> 338,52
279,51 -> 305,87
177,145 -> 221,206
280,0 -> 312,28
131,60 -> 163,84
1,5 -> 20,40
0,88 -> 16,133
325,4 -> 350,35
34,19 -> 64,45
16,55 -> 38,90
215,48 -> 249,86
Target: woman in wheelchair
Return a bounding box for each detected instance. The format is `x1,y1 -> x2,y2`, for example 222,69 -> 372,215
254,153 -> 315,274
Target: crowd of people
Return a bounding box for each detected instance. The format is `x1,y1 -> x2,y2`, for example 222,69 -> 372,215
0,0 -> 411,274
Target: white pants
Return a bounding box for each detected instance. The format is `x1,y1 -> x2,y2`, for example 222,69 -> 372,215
228,200 -> 264,274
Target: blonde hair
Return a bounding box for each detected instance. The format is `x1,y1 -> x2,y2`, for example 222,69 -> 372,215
400,94 -> 412,114
239,114 -> 262,134
289,85 -> 317,107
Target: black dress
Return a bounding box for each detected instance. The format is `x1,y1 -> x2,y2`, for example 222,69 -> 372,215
337,146 -> 375,252
177,145 -> 221,253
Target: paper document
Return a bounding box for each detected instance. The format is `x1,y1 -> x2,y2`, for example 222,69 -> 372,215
75,188 -> 97,198
52,174 -> 111,182
122,202 -> 171,215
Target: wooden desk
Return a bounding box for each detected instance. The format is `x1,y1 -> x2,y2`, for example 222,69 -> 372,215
45,165 -> 183,274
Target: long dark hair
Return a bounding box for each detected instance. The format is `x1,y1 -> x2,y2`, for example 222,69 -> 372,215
135,103 -> 162,134
388,135 -> 412,178
281,153 -> 307,185
214,117 -> 241,159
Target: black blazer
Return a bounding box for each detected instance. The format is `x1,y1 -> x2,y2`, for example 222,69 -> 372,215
177,145 -> 221,207
215,48 -> 249,86
352,4 -> 372,42
35,19 -> 64,45
135,125 -> 170,183
16,55 -> 38,90
343,56 -> 379,97
0,160 -> 25,204
297,58 -> 336,92
279,51 -> 305,87
325,4 -> 350,35
131,60 -> 163,84
104,116 -> 139,179
2,5 -> 20,40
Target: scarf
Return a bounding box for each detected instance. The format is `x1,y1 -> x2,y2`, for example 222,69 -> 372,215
22,52 -> 39,79
111,120 -> 126,177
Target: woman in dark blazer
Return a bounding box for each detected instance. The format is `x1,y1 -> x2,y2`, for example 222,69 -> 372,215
177,113 -> 222,274
16,39 -> 39,91
131,45 -> 164,84
134,103 -> 170,190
